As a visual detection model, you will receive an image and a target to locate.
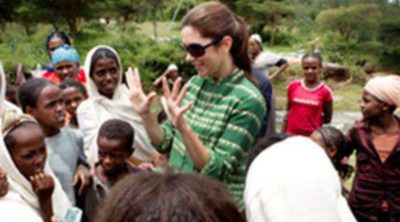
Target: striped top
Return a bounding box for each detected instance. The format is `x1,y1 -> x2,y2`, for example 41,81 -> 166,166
158,70 -> 265,207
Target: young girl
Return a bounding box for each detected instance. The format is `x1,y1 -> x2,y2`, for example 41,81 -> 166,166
60,79 -> 88,128
126,1 -> 265,207
283,52 -> 333,136
77,46 -> 157,166
0,111 -> 70,221
345,75 -> 400,222
311,126 -> 353,196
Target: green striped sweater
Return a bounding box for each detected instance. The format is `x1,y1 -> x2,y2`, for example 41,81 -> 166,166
158,70 -> 265,207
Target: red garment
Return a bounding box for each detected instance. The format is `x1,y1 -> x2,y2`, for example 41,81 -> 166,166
42,68 -> 87,84
286,80 -> 332,136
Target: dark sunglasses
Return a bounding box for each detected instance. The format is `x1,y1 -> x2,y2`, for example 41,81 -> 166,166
181,37 -> 222,58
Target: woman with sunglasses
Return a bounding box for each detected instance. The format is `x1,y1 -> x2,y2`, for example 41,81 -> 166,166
126,1 -> 265,208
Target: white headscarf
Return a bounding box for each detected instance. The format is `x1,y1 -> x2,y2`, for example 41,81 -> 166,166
0,62 -> 22,114
364,74 -> 400,108
77,45 -> 156,165
0,111 -> 71,220
245,136 -> 356,222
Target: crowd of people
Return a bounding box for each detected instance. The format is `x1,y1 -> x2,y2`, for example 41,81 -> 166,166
0,1 -> 399,222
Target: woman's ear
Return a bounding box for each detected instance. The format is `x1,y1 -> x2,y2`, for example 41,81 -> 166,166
220,35 -> 233,53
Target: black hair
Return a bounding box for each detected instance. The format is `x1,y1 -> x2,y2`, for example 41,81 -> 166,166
247,133 -> 292,173
98,119 -> 134,154
18,78 -> 54,113
302,52 -> 323,67
60,79 -> 88,98
314,126 -> 353,178
4,121 -> 40,151
46,31 -> 71,54
90,47 -> 119,78
97,172 -> 245,222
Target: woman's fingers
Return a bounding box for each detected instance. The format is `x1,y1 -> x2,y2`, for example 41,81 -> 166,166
162,77 -> 171,97
125,67 -> 135,91
176,83 -> 188,106
171,77 -> 182,100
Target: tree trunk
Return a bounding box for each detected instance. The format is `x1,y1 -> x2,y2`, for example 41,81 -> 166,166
152,0 -> 158,42
68,0 -> 79,41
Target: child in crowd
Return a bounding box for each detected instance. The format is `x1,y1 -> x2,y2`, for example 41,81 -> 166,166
283,52 -> 333,136
18,78 -> 91,205
344,75 -> 400,222
60,79 -> 88,129
85,119 -> 141,222
249,33 -> 289,80
77,45 -> 157,166
97,172 -> 245,222
0,111 -> 70,221
311,126 -> 353,196
49,45 -> 86,84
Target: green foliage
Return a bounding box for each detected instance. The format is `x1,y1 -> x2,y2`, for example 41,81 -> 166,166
378,10 -> 400,72
316,4 -> 381,42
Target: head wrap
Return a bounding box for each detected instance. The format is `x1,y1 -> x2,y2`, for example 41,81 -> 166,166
51,45 -> 80,65
0,110 -> 71,219
1,110 -> 36,137
364,75 -> 400,108
250,34 -> 262,44
245,136 -> 356,222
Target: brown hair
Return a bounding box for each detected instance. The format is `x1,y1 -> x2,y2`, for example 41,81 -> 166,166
96,172 -> 245,222
181,1 -> 253,80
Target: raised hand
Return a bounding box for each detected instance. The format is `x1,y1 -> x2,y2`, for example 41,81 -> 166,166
160,77 -> 192,130
125,67 -> 157,116
30,173 -> 55,201
0,168 -> 8,197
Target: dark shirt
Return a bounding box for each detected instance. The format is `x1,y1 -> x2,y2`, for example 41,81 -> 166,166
345,118 -> 400,222
251,66 -> 274,137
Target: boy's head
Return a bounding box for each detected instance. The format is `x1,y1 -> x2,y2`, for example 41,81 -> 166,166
60,79 -> 87,118
18,78 -> 66,133
97,119 -> 134,177
52,45 -> 80,81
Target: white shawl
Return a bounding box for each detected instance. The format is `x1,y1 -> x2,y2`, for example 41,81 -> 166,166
77,45 -> 156,166
245,136 -> 356,222
0,120 -> 71,220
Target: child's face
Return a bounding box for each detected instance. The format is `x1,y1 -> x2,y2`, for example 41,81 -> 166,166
62,86 -> 85,118
54,61 -> 80,80
302,57 -> 321,83
91,58 -> 119,99
8,124 -> 47,180
360,90 -> 385,119
97,137 -> 130,177
28,85 -> 66,131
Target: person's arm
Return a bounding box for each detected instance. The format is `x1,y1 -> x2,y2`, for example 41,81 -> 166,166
126,67 -> 165,148
30,173 -> 54,222
161,75 -> 265,174
268,63 -> 289,80
323,100 -> 333,124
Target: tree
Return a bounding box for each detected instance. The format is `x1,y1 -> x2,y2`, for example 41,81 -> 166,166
316,4 -> 381,42
235,0 -> 293,45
